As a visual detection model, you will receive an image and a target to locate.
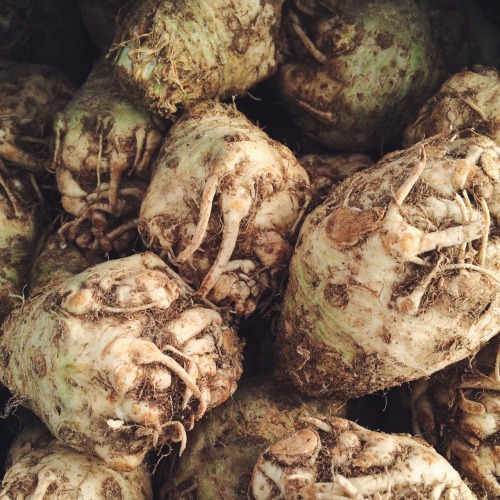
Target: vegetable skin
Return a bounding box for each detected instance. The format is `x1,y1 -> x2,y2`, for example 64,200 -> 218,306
0,252 -> 243,471
138,101 -> 311,316
0,421 -> 153,499
275,133 -> 500,399
110,0 -> 284,116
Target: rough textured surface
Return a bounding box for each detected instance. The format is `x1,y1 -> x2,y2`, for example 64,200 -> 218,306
276,0 -> 445,151
28,232 -> 105,294
250,417 -> 476,499
0,252 -> 243,471
53,59 -> 167,253
157,375 -> 346,499
0,61 -> 76,174
110,0 -> 284,116
0,420 -> 153,499
0,1 -> 32,58
412,336 -> 500,499
276,133 -> 500,399
138,101 -> 310,316
404,67 -> 500,147
0,163 -> 42,323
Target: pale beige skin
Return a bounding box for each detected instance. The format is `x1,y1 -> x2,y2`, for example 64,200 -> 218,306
0,253 -> 243,472
0,61 -> 76,173
276,133 -> 500,398
404,67 -> 500,147
0,422 -> 153,499
111,0 -> 283,116
250,417 -> 475,499
159,376 -> 346,500
53,59 -> 167,253
412,337 -> 500,498
139,101 -> 311,316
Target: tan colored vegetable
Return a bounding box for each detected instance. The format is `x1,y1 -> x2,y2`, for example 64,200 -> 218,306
53,59 -> 167,253
275,133 -> 500,399
0,252 -> 243,471
404,66 -> 500,147
0,61 -> 76,174
110,0 -> 284,116
412,336 -> 500,498
0,420 -> 153,499
158,375 -> 345,499
139,101 -> 311,316
250,417 -> 475,499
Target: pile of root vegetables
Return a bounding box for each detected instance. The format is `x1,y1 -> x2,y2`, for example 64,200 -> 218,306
0,0 -> 500,498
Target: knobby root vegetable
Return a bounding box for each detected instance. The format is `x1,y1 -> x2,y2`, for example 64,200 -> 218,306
28,232 -> 105,294
250,416 -> 475,499
0,420 -> 153,499
0,61 -> 76,174
411,336 -> 500,498
0,252 -> 243,471
158,375 -> 346,499
0,162 -> 42,322
53,59 -> 168,253
404,66 -> 500,147
276,133 -> 500,399
138,101 -> 311,316
275,0 -> 445,151
110,0 -> 284,116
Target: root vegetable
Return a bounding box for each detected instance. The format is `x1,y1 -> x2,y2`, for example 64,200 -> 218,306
0,163 -> 42,322
404,66 -> 500,147
28,232 -> 105,294
0,252 -> 243,471
275,0 -> 445,151
411,336 -> 500,498
250,416 -> 475,499
138,101 -> 311,316
0,420 -> 153,499
158,375 -> 345,499
275,133 -> 500,399
53,59 -> 167,254
110,0 -> 284,116
0,61 -> 76,174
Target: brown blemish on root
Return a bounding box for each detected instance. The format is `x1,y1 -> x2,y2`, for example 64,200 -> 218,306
326,207 -> 384,246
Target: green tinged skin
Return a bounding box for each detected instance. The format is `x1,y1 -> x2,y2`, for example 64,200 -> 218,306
277,0 -> 445,151
110,0 -> 284,115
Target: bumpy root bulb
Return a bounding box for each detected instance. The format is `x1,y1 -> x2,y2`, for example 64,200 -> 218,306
0,420 -> 153,499
53,59 -> 167,254
139,101 -> 311,316
250,417 -> 475,499
276,132 -> 500,399
412,336 -> 500,498
0,252 -> 243,471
